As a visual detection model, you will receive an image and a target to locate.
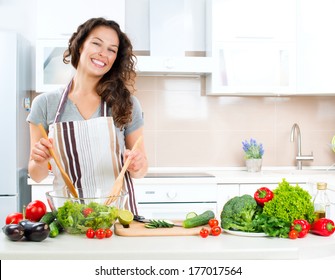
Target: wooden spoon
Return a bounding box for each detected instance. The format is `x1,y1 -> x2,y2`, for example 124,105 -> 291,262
104,136 -> 143,205
38,123 -> 78,198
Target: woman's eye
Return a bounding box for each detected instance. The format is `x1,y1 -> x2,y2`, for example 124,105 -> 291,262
92,42 -> 100,46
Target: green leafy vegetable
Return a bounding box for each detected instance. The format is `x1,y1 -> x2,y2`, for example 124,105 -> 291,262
145,219 -> 174,228
56,200 -> 119,234
220,194 -> 263,232
262,179 -> 316,224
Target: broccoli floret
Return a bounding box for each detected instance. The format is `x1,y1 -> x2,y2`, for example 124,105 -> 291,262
220,194 -> 261,232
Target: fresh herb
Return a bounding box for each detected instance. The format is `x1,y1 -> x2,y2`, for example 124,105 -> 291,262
145,219 -> 174,229
56,200 -> 119,234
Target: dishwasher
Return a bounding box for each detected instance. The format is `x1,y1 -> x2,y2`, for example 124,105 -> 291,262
133,172 -> 218,220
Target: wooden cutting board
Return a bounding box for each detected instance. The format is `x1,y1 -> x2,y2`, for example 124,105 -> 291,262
114,221 -> 210,237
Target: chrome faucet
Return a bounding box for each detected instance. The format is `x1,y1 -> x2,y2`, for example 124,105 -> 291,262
290,123 -> 314,170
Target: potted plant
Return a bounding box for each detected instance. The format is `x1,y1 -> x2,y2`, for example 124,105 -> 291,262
242,138 -> 264,172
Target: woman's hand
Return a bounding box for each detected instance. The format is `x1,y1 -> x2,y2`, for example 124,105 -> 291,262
30,137 -> 53,163
124,148 -> 146,175
124,130 -> 148,178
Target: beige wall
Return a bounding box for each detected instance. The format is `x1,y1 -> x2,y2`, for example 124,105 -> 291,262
134,76 -> 335,168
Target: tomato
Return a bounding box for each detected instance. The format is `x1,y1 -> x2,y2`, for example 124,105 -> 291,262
208,219 -> 219,228
105,228 -> 113,238
86,228 -> 95,239
199,227 -> 209,238
5,212 -> 23,224
211,226 -> 222,236
95,228 -> 106,239
82,207 -> 93,217
288,229 -> 299,239
25,200 -> 47,222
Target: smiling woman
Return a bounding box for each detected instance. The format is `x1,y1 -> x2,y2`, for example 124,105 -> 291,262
27,17 -> 148,215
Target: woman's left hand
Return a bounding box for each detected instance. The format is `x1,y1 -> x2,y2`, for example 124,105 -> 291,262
124,148 -> 147,178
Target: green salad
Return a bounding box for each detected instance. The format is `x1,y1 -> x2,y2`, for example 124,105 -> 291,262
56,200 -> 119,234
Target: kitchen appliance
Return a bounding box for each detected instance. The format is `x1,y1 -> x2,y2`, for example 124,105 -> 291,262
0,31 -> 31,224
134,172 -> 218,220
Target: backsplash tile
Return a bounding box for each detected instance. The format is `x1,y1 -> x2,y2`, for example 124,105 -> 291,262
135,76 -> 335,168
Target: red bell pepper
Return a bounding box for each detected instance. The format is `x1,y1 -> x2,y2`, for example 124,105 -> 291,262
310,218 -> 335,237
290,219 -> 310,238
254,187 -> 274,206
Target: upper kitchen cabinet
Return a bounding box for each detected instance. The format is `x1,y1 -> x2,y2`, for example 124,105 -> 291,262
296,0 -> 335,94
206,0 -> 297,95
125,0 -> 212,75
36,0 -> 125,39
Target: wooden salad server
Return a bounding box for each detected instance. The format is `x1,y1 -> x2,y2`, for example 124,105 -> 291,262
38,123 -> 78,198
104,136 -> 143,205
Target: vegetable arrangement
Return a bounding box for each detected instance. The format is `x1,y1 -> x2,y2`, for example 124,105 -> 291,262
220,179 -> 335,239
2,200 -> 51,242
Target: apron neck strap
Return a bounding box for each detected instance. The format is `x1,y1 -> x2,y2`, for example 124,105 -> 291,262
54,80 -> 108,123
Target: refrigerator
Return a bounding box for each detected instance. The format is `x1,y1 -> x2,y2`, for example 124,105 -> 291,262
0,30 -> 31,224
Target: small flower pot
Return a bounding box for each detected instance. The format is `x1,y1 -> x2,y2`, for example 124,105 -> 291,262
246,159 -> 262,172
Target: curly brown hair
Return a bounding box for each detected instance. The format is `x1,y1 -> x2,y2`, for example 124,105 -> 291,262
63,17 -> 137,128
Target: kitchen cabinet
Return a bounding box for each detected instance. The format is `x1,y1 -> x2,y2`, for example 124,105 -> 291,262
36,0 -> 125,39
206,0 -> 297,95
296,0 -> 335,94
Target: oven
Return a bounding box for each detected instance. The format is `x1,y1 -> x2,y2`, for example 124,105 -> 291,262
133,172 -> 218,220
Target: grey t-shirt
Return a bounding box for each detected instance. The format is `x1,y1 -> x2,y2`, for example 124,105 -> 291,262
26,88 -> 144,151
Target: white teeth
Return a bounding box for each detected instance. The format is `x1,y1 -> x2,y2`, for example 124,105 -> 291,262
92,59 -> 105,66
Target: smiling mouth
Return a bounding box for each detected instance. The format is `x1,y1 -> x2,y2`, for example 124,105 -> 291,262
92,58 -> 106,67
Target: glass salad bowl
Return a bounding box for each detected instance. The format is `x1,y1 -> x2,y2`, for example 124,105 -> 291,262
46,188 -> 128,234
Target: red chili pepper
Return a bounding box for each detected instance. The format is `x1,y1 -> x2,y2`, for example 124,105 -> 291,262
254,187 -> 274,206
290,219 -> 310,238
310,218 -> 335,237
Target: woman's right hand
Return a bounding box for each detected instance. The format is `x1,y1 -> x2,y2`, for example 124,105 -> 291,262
30,137 -> 53,163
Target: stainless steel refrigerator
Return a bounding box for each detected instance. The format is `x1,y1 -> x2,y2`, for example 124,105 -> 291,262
0,30 -> 31,224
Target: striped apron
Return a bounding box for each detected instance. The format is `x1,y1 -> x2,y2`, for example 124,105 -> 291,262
48,82 -> 138,214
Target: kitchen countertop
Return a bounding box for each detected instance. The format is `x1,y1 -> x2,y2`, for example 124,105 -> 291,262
1,230 -> 334,260
28,167 -> 335,185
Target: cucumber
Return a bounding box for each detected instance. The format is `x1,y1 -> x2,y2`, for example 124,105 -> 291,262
185,212 -> 198,219
182,210 -> 215,228
49,220 -> 60,238
39,212 -> 55,224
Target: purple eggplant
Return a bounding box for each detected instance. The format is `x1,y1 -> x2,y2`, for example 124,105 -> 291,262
19,220 -> 50,242
2,224 -> 25,241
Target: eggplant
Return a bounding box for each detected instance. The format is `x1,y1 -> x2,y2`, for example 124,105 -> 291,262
19,220 -> 50,242
2,224 -> 25,241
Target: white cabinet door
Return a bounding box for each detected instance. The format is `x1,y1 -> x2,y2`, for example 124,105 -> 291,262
36,0 -> 125,39
296,0 -> 335,94
206,0 -> 296,95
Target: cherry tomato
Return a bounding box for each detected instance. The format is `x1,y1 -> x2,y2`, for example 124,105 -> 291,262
82,207 -> 93,217
86,228 -> 95,239
5,212 -> 23,224
211,226 -> 222,236
208,219 -> 219,228
105,228 -> 113,238
95,228 -> 106,239
25,200 -> 47,222
288,229 -> 299,239
199,227 -> 209,238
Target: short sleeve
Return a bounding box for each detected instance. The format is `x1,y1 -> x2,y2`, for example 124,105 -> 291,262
26,93 -> 48,130
124,96 -> 144,136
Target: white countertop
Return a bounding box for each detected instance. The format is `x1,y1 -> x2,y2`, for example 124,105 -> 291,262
1,230 -> 334,260
28,167 -> 335,186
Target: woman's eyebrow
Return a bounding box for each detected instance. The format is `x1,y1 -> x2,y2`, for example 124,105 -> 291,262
92,36 -> 119,48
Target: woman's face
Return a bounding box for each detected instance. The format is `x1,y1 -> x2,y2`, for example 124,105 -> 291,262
78,25 -> 119,78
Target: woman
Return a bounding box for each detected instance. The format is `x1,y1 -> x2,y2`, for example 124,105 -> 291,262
27,18 -> 148,214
